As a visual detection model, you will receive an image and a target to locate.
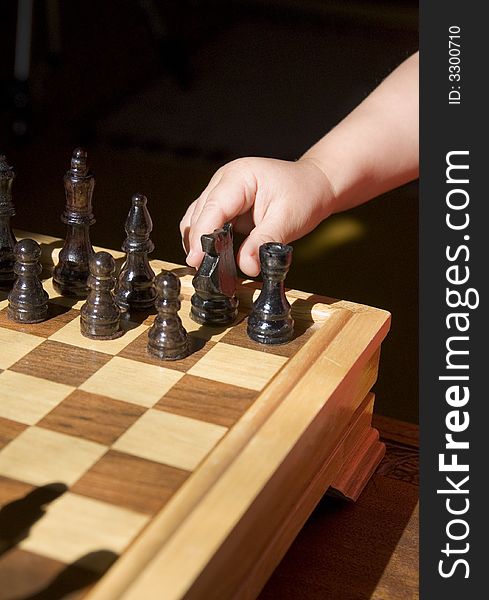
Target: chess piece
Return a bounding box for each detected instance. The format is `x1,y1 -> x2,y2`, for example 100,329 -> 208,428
81,251 -> 122,340
115,193 -> 156,312
147,271 -> 189,360
247,243 -> 294,344
190,222 -> 238,326
53,148 -> 95,298
8,239 -> 48,323
0,155 -> 17,288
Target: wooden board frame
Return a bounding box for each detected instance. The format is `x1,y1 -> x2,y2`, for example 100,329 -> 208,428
11,231 -> 391,600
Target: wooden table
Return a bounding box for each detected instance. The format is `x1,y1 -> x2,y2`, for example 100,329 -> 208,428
260,416 -> 419,600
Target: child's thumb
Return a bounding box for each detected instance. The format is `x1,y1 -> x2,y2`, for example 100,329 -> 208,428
237,225 -> 286,277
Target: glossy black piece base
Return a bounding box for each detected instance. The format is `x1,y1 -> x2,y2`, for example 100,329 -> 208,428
246,318 -> 294,345
190,293 -> 238,326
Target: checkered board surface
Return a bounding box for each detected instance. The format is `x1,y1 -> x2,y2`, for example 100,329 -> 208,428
0,233 -> 330,600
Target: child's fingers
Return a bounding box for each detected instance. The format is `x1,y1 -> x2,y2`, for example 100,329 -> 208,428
237,224 -> 286,277
179,167 -> 226,252
179,199 -> 199,253
186,174 -> 256,267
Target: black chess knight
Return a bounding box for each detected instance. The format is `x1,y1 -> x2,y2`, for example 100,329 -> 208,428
8,239 -> 48,323
190,223 -> 238,326
247,243 -> 294,344
148,271 -> 189,360
53,148 -> 95,298
115,193 -> 156,312
81,251 -> 122,340
0,155 -> 17,288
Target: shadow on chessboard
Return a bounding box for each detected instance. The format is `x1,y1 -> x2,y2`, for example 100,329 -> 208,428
36,241 -> 63,280
0,484 -> 117,600
0,483 -> 67,557
19,550 -> 118,600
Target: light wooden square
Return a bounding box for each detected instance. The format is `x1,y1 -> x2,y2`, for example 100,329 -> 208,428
79,356 -> 184,407
0,426 -> 106,486
20,492 -> 149,566
150,259 -> 184,272
15,229 -> 60,245
0,371 -> 74,425
92,245 -> 125,260
0,328 -> 44,369
113,409 -> 227,471
49,316 -> 148,355
188,343 -> 288,391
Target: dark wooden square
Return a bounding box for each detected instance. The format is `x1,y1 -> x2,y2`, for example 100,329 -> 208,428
117,330 -> 216,373
0,476 -> 34,506
155,374 -> 257,428
0,549 -> 67,599
0,416 -> 27,450
0,304 -> 80,338
0,548 -> 110,600
38,390 -> 147,445
9,340 -> 112,387
219,316 -> 318,358
72,450 -> 190,515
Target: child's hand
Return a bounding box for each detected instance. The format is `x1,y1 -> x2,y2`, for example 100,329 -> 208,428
181,52 -> 419,276
180,157 -> 335,277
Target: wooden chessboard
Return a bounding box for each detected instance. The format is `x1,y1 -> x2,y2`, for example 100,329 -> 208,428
0,231 -> 391,600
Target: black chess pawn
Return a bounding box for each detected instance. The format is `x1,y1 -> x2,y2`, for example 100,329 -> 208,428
0,155 -> 17,288
53,148 -> 95,298
115,193 -> 156,312
247,243 -> 294,345
8,239 -> 48,323
147,271 -> 189,360
190,223 -> 238,326
80,251 -> 122,340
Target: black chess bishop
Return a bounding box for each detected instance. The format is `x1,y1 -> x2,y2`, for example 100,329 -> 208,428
80,251 -> 122,340
53,148 -> 95,298
0,155 -> 17,288
190,222 -> 238,326
115,193 -> 156,312
8,239 -> 48,323
147,271 -> 189,360
247,242 -> 294,344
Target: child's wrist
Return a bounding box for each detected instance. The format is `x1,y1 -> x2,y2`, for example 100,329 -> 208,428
297,156 -> 339,216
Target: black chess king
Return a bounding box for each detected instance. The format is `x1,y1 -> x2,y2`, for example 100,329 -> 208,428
53,148 -> 95,297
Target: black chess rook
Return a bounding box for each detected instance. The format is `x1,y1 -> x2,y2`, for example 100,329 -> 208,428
53,148 -> 95,298
115,193 -> 156,312
0,155 -> 17,288
247,242 -> 294,345
8,239 -> 48,323
147,271 -> 189,360
80,251 -> 122,340
191,222 -> 238,326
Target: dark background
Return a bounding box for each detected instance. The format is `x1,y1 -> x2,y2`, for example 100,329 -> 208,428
0,0 -> 418,423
